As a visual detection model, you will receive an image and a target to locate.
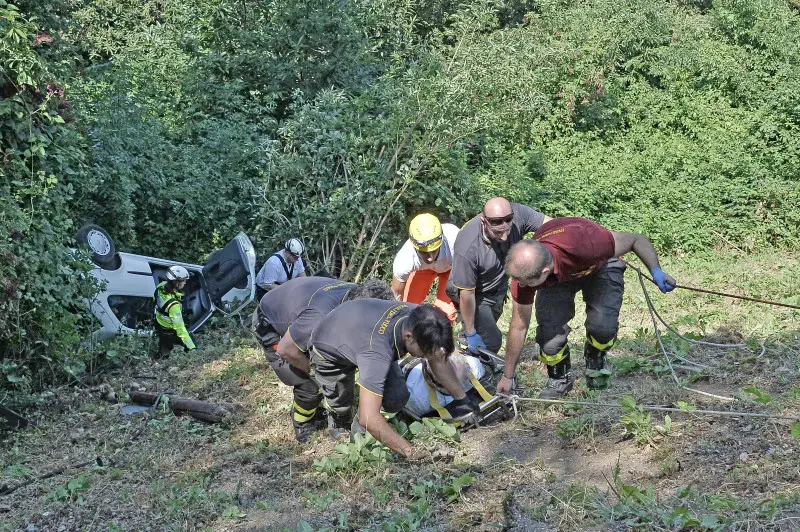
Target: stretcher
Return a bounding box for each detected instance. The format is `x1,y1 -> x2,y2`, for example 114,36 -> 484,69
399,347 -> 519,431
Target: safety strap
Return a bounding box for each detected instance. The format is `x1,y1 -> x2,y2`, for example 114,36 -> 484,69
272,252 -> 294,281
469,373 -> 494,403
398,353 -> 423,376
428,386 -> 452,419
154,287 -> 180,317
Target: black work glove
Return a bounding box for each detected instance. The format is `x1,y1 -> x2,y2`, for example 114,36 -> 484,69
449,396 -> 481,420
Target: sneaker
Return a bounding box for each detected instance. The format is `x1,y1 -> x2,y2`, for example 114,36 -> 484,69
539,372 -> 575,399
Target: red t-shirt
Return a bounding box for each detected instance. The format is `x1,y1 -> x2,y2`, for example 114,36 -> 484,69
510,218 -> 616,304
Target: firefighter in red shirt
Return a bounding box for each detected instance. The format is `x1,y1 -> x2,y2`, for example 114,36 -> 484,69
498,218 -> 676,399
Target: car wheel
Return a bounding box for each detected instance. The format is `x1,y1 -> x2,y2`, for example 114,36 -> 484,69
76,224 -> 121,270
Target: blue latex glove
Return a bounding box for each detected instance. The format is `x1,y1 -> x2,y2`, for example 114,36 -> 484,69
465,331 -> 486,354
650,267 -> 675,293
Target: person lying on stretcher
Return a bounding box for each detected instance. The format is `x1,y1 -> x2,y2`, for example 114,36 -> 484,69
400,352 -> 489,419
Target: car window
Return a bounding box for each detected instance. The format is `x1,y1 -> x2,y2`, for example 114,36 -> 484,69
107,295 -> 154,330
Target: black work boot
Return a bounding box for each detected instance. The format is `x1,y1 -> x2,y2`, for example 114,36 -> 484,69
540,353 -> 575,400
584,343 -> 612,390
291,405 -> 326,443
327,412 -> 351,440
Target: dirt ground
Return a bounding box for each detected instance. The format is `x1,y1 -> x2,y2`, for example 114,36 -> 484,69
2,252 -> 799,531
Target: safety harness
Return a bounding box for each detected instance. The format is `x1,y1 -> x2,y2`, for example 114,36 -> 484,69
154,283 -> 182,319
271,252 -> 294,283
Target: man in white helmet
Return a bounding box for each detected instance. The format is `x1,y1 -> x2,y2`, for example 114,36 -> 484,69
153,265 -> 196,357
392,214 -> 459,322
255,237 -> 307,299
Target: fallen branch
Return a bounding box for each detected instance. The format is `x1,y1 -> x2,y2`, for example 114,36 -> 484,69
127,391 -> 239,424
0,405 -> 28,429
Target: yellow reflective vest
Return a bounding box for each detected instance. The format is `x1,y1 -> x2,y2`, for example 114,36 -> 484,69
154,281 -> 195,350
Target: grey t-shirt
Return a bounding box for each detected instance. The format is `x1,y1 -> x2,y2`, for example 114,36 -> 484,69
450,203 -> 546,293
259,277 -> 357,351
256,250 -> 306,288
311,299 -> 413,396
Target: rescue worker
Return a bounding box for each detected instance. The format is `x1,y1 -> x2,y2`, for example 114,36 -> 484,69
252,276 -> 394,441
310,300 -> 479,457
255,238 -> 306,300
446,197 -> 552,354
499,217 -> 676,399
392,213 -> 459,322
153,265 -> 196,358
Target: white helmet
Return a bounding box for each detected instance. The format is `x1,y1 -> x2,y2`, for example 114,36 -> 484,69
166,265 -> 190,282
284,238 -> 305,257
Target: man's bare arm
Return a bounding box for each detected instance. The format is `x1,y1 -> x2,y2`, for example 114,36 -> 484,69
391,278 -> 406,301
459,289 -> 477,334
359,389 -> 413,455
276,332 -> 311,373
498,300 -> 532,394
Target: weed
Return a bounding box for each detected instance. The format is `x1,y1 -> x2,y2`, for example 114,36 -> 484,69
380,498 -> 430,531
313,433 -> 390,476
612,356 -> 652,376
397,418 -> 461,444
658,456 -> 679,477
291,513 -> 349,532
742,386 -> 774,404
556,416 -> 591,442
442,473 -> 475,503
255,500 -> 278,511
302,489 -> 340,511
220,505 -> 246,520
363,478 -> 397,507
375,478 -> 437,531
4,463 -> 33,478
619,396 -> 653,446
47,475 -> 91,505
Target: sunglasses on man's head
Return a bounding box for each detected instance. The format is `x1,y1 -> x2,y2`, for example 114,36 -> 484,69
484,212 -> 514,227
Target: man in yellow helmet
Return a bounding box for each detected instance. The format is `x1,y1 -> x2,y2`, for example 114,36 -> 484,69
391,214 -> 459,322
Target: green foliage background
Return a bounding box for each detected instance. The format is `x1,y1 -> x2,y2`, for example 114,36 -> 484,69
2,0 -> 800,386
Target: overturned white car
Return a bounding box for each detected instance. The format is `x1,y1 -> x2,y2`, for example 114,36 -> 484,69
76,225 -> 257,340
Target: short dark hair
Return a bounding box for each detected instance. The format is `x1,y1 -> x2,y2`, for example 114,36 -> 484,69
343,279 -> 394,302
404,304 -> 454,356
506,240 -> 552,280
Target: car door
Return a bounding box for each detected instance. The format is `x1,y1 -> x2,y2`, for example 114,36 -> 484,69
201,232 -> 257,315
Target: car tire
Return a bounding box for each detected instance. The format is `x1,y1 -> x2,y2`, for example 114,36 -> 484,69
76,224 -> 121,270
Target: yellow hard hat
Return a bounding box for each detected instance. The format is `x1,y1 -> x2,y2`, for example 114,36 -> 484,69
409,213 -> 443,252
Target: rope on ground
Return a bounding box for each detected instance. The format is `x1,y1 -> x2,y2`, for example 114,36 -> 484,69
626,262 -> 754,401
497,393 -> 800,422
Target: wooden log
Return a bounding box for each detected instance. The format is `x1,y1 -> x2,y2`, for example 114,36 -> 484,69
0,405 -> 28,429
127,391 -> 238,423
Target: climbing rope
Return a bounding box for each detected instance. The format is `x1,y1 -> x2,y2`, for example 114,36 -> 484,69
496,394 -> 800,422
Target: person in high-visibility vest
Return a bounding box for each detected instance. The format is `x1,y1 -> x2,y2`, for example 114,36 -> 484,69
153,265 -> 196,358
